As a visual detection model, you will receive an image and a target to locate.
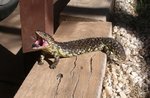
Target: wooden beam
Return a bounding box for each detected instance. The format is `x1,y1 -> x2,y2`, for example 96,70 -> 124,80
61,0 -> 113,22
20,0 -> 53,53
14,21 -> 112,98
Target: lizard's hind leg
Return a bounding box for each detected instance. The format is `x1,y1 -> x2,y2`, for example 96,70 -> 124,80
49,56 -> 59,69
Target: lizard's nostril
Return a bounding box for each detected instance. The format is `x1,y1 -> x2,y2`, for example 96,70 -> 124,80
32,44 -> 37,47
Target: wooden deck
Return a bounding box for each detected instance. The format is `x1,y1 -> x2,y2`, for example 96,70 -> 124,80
0,0 -> 113,97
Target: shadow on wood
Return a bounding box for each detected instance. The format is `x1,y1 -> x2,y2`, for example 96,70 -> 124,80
0,45 -> 39,98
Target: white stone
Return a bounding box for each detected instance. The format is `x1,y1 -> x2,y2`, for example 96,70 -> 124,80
126,67 -> 132,74
120,91 -> 127,98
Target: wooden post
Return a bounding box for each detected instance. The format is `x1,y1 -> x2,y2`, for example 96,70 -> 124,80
20,0 -> 53,53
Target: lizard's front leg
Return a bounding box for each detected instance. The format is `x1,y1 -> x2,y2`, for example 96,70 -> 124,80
49,55 -> 60,69
38,54 -> 45,65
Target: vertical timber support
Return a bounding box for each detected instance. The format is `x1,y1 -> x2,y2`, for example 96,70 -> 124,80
20,0 -> 53,53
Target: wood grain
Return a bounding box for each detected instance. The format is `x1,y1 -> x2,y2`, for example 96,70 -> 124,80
61,0 -> 113,21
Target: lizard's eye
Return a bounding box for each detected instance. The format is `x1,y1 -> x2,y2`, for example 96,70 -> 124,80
44,33 -> 47,37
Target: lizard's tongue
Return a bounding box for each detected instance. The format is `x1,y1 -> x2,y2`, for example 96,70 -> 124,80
32,38 -> 48,48
35,38 -> 43,46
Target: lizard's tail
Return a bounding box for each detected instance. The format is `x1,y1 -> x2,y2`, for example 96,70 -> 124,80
102,38 -> 126,61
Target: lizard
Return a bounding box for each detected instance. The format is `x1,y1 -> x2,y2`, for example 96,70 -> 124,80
32,30 -> 126,69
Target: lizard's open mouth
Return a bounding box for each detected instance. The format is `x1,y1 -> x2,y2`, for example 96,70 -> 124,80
32,34 -> 49,49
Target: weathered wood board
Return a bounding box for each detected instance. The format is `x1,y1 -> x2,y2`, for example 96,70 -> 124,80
61,0 -> 113,22
15,21 -> 112,98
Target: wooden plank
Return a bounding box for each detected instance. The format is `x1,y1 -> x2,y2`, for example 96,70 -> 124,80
15,21 -> 112,98
0,5 -> 21,28
0,5 -> 21,54
61,0 -> 113,22
53,21 -> 112,40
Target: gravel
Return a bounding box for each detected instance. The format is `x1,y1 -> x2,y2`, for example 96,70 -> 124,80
102,0 -> 150,98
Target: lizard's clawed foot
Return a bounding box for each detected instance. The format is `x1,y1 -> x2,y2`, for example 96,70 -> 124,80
38,61 -> 44,65
37,55 -> 45,65
49,64 -> 56,69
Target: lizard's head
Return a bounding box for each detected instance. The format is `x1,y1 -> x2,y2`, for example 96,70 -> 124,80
32,31 -> 55,50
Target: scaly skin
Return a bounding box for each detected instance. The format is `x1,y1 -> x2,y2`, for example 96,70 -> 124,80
32,31 -> 126,69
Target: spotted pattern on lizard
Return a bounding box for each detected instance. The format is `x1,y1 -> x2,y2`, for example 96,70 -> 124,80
32,31 -> 126,69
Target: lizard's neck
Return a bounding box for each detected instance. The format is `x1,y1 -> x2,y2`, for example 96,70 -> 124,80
42,40 -> 60,55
